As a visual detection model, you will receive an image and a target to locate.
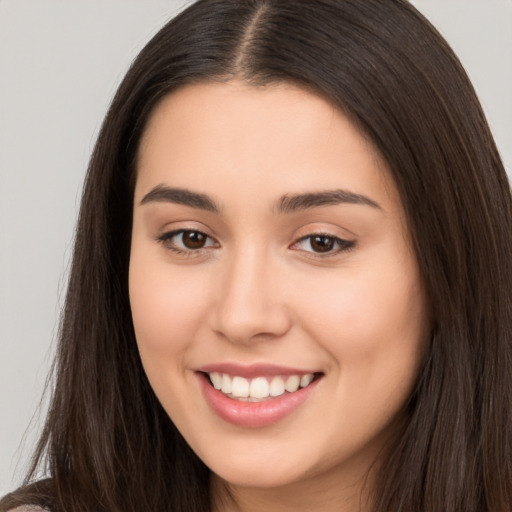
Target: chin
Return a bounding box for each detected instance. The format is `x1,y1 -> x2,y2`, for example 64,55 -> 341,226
211,462 -> 308,489
198,440 -> 330,490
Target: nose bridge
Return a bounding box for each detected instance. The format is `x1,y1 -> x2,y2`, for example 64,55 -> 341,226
212,242 -> 289,343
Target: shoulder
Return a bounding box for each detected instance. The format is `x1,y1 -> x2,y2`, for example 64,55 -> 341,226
7,507 -> 49,512
0,478 -> 54,512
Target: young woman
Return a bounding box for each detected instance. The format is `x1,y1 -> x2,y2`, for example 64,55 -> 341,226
2,0 -> 511,511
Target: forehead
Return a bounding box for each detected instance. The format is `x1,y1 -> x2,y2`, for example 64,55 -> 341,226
135,81 -> 400,214
139,80 -> 372,158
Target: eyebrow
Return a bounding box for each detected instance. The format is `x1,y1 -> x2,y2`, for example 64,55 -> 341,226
276,189 -> 381,213
139,185 -> 381,213
140,185 -> 219,212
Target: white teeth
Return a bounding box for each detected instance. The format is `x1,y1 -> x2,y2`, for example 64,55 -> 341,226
210,372 -> 222,390
208,372 -> 316,400
250,377 -> 270,399
221,373 -> 232,394
285,375 -> 300,393
269,377 -> 286,397
231,376 -> 250,398
300,373 -> 313,387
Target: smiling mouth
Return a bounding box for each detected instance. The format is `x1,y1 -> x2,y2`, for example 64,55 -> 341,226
204,372 -> 322,402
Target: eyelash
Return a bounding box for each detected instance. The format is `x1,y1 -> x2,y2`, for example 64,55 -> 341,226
156,229 -> 355,258
291,232 -> 356,257
156,229 -> 217,257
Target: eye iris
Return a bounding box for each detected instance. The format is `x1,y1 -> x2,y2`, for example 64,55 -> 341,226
310,235 -> 335,252
182,231 -> 207,249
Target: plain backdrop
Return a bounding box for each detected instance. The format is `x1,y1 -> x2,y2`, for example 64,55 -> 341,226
1,0 -> 511,497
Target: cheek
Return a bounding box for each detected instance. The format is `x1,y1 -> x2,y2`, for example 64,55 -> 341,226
298,263 -> 428,451
128,251 -> 214,423
129,251 -> 209,357
298,253 -> 428,384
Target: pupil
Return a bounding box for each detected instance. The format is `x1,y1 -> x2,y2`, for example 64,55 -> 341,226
311,236 -> 334,252
183,231 -> 206,249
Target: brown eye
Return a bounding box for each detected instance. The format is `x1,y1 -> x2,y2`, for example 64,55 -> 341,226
182,230 -> 208,249
293,233 -> 355,256
310,235 -> 335,253
157,229 -> 217,253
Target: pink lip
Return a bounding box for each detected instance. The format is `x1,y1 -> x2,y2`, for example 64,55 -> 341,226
198,362 -> 316,379
197,371 -> 321,429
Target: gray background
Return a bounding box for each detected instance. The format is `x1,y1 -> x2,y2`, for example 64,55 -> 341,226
1,0 -> 511,496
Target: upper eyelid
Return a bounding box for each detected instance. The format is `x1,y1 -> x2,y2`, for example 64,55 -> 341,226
160,227 -> 210,237
292,222 -> 356,239
296,232 -> 348,241
158,228 -> 218,243
157,225 -> 217,240
157,228 -> 349,241
292,233 -> 355,249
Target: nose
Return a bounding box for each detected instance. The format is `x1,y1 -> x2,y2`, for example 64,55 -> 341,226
210,246 -> 292,345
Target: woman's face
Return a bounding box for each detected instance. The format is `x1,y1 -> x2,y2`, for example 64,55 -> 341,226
129,81 -> 429,494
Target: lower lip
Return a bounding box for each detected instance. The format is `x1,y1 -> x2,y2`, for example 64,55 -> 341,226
198,373 -> 321,428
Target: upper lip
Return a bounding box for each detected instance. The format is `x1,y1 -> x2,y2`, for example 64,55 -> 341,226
197,363 -> 320,379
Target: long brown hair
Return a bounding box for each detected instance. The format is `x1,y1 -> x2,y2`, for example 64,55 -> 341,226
2,1 -> 511,511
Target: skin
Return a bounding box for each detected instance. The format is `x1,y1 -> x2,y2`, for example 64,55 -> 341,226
129,81 -> 429,511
